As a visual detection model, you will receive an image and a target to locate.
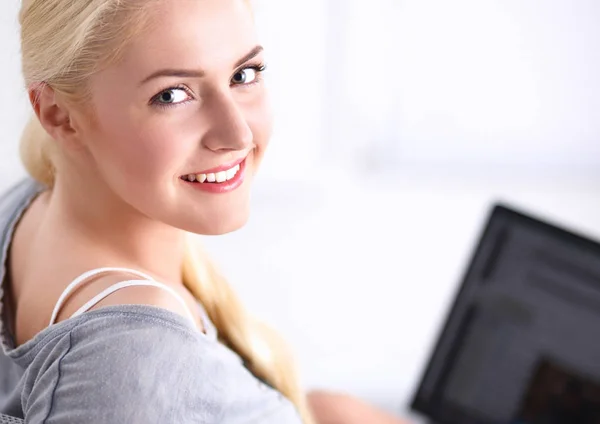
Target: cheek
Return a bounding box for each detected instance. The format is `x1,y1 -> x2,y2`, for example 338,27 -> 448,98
246,94 -> 273,155
90,106 -> 192,185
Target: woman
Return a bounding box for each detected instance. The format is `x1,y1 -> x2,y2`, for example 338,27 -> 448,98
0,0 -> 408,422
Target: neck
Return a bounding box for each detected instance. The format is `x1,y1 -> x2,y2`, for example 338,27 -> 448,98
46,175 -> 185,284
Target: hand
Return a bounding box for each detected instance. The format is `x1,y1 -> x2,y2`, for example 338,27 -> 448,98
307,390 -> 410,424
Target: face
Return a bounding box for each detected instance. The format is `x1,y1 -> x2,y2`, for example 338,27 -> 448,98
73,0 -> 272,235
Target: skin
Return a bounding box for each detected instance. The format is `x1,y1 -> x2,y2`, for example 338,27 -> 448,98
8,1 -> 410,422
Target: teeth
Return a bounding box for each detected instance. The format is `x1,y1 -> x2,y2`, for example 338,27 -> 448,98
215,171 -> 227,183
186,162 -> 242,184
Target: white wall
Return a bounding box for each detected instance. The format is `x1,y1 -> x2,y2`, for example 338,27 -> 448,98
0,1 -> 30,189
1,0 -> 600,420
251,0 -> 328,179
325,0 -> 600,174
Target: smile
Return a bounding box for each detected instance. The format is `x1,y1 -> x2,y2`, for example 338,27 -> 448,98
182,162 -> 241,184
180,158 -> 247,194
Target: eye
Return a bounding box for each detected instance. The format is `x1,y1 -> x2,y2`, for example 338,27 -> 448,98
231,65 -> 265,86
151,87 -> 192,106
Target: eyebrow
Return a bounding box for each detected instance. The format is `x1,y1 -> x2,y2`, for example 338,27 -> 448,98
139,45 -> 264,86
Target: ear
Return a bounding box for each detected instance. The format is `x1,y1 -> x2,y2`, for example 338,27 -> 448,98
28,83 -> 79,147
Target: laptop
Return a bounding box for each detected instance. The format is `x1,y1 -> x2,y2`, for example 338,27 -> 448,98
410,203 -> 600,424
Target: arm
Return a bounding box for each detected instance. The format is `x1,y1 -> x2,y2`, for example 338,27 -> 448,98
307,390 -> 410,424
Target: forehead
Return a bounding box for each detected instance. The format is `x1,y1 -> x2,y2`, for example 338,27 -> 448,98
117,0 -> 257,75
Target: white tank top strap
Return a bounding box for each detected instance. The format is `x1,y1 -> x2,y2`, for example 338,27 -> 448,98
49,267 -> 197,327
69,280 -> 197,323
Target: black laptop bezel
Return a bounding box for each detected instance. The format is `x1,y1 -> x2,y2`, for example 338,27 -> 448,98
409,202 -> 600,424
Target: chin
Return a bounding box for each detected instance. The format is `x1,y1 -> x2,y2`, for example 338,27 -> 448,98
177,207 -> 251,236
200,216 -> 249,236
159,174 -> 254,235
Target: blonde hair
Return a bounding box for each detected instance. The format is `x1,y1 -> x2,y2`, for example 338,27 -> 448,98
19,1 -> 314,422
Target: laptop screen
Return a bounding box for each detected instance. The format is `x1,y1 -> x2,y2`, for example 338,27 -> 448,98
410,204 -> 600,424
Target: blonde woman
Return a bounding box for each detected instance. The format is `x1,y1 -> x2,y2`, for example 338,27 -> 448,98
0,0 -> 409,423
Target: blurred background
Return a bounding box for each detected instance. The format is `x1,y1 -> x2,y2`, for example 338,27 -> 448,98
1,0 -> 600,420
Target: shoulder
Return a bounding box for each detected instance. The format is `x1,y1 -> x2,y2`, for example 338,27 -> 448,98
17,272 -> 203,346
54,271 -> 204,329
20,309 -> 299,424
21,313 -> 221,423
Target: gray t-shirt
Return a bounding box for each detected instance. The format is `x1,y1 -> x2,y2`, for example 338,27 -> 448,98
0,179 -> 302,423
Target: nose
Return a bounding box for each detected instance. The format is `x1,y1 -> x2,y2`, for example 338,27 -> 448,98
201,91 -> 253,152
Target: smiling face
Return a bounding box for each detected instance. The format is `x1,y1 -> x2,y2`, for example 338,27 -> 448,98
69,0 -> 272,235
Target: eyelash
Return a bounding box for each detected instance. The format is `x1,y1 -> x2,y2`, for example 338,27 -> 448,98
150,62 -> 267,110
